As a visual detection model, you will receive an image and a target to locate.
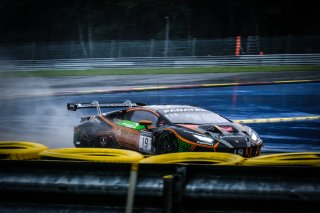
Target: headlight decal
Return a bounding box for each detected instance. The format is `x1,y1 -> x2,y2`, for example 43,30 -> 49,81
193,134 -> 214,146
164,128 -> 217,149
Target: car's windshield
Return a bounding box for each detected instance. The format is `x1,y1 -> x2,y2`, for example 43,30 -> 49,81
163,111 -> 230,124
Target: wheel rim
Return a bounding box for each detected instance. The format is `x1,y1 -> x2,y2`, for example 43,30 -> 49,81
160,133 -> 177,153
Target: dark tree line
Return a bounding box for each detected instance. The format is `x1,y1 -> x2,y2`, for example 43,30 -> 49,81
0,0 -> 319,43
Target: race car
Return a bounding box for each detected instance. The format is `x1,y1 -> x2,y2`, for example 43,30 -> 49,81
67,100 -> 263,157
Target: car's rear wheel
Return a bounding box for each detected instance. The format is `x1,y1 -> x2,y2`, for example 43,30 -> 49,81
156,131 -> 178,154
79,126 -> 96,147
99,133 -> 117,148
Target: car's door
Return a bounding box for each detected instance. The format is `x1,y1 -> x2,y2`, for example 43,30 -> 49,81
115,109 -> 158,153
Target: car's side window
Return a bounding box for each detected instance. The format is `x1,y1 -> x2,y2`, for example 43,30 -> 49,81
157,117 -> 169,127
122,111 -> 134,121
105,110 -> 125,122
129,110 -> 158,126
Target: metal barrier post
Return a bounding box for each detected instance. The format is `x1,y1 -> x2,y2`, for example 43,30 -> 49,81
162,167 -> 186,213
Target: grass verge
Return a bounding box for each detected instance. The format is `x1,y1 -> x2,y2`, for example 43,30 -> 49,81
1,65 -> 320,77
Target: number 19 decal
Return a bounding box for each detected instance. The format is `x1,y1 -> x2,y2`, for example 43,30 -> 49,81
139,133 -> 152,153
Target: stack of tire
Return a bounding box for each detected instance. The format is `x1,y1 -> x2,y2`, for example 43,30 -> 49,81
1,141 -> 319,166
0,141 -> 48,160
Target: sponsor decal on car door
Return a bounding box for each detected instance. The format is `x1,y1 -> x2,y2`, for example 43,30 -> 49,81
115,120 -> 145,150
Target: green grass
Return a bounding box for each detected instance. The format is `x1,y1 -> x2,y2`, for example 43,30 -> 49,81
1,65 -> 320,77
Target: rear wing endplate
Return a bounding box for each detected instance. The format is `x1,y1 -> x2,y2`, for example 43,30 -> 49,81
67,100 -> 146,114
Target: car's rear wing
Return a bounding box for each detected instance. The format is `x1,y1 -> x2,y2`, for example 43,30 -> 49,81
67,100 -> 146,114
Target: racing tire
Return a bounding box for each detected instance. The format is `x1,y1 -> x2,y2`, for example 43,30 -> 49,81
0,141 -> 48,160
140,152 -> 244,165
243,152 -> 320,166
156,131 -> 178,154
40,148 -> 144,163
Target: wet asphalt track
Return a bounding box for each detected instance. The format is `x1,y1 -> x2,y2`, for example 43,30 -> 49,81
0,80 -> 319,153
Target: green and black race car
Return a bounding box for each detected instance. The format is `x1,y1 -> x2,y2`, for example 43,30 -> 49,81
68,100 -> 263,157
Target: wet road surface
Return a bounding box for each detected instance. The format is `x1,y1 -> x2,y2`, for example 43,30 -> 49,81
0,81 -> 319,153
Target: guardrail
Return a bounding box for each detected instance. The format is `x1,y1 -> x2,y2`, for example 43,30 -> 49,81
1,143 -> 320,212
0,54 -> 319,71
1,160 -> 320,213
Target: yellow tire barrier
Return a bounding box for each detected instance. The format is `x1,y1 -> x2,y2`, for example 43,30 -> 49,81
139,152 -> 244,165
243,152 -> 320,166
0,141 -> 48,160
40,148 -> 144,163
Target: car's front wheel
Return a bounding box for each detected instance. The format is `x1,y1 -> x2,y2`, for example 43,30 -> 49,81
156,131 -> 179,154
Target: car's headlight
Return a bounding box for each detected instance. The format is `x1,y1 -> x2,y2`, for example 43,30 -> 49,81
193,134 -> 213,143
241,125 -> 262,144
251,132 -> 258,141
250,130 -> 263,145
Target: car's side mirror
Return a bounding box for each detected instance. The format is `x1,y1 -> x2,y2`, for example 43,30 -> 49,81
139,120 -> 153,129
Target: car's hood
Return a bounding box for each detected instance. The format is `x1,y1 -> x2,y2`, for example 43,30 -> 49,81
177,122 -> 253,148
177,122 -> 246,134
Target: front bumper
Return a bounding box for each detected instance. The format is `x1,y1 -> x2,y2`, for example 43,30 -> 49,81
193,145 -> 262,158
